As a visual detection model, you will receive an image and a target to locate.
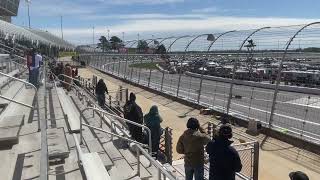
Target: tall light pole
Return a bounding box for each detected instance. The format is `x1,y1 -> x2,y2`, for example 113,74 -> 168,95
107,29 -> 110,40
60,16 -> 64,40
92,26 -> 95,52
25,0 -> 31,28
122,32 -> 125,42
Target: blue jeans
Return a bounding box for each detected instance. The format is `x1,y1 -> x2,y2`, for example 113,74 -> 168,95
30,68 -> 39,87
185,165 -> 204,180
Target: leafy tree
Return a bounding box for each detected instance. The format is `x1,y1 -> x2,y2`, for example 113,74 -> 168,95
110,36 -> 123,50
156,44 -> 167,54
97,36 -> 110,52
137,40 -> 148,50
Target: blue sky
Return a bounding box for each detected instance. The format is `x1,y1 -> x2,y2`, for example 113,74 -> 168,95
13,0 -> 320,44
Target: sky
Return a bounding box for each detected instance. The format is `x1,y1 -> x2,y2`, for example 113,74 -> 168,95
12,0 -> 320,45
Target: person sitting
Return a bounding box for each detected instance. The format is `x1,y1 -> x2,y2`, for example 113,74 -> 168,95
289,171 -> 309,180
206,124 -> 242,180
123,93 -> 144,142
144,105 -> 163,158
176,118 -> 210,180
95,79 -> 108,107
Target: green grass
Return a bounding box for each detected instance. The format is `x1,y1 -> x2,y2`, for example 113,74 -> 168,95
129,62 -> 158,70
59,51 -> 77,57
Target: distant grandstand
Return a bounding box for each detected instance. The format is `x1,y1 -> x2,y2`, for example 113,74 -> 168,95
0,0 -> 20,22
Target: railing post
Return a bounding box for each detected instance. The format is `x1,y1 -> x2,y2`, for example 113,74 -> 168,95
138,58 -> 142,84
176,73 -> 182,97
119,85 -> 123,102
160,71 -> 165,92
80,114 -> 83,144
147,58 -> 153,87
109,95 -> 112,107
118,57 -> 121,76
124,56 -> 128,79
136,147 -> 141,177
253,142 -> 259,180
165,127 -> 173,164
197,63 -> 205,104
125,88 -> 129,102
130,58 -> 134,81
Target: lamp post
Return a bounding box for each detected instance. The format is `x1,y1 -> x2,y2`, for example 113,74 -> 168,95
25,0 -> 31,28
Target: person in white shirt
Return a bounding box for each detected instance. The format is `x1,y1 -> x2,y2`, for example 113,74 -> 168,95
30,49 -> 42,87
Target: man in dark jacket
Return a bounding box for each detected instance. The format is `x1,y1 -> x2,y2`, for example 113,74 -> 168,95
123,93 -> 144,142
95,79 -> 108,107
176,118 -> 210,180
206,124 -> 242,180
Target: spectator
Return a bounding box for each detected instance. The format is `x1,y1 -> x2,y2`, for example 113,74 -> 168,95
289,171 -> 309,180
123,93 -> 143,142
144,105 -> 163,158
30,49 -> 42,88
206,124 -> 242,180
25,49 -> 33,83
64,64 -> 72,91
95,79 -> 108,107
176,118 -> 210,180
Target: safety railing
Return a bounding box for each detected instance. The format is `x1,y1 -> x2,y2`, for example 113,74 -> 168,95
80,106 -> 152,154
0,71 -> 40,130
75,122 -> 176,180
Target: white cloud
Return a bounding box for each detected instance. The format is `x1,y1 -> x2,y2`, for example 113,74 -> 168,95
192,7 -> 219,13
83,13 -> 206,20
99,0 -> 184,5
46,15 -> 320,44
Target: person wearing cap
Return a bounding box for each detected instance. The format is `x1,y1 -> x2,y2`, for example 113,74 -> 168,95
289,171 -> 309,180
176,118 -> 210,180
206,124 -> 242,180
123,93 -> 144,142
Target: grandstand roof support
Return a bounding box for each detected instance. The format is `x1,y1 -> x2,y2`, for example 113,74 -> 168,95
268,22 -> 320,128
226,26 -> 271,115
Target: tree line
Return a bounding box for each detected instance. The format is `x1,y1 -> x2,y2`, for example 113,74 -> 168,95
97,36 -> 167,54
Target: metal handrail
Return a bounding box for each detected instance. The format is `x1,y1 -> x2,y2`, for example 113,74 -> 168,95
79,122 -> 175,180
80,107 -> 152,154
0,71 -> 40,130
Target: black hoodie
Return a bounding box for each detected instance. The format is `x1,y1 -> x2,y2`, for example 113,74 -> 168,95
206,138 -> 242,180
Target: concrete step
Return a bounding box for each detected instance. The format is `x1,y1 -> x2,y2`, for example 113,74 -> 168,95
102,140 -> 136,179
85,138 -> 113,170
47,127 -> 70,160
81,152 -> 111,180
119,148 -> 152,179
56,87 -> 80,133
0,115 -> 24,145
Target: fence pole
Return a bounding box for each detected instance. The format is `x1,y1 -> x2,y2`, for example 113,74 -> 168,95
147,57 -> 153,87
176,60 -> 183,97
112,58 -> 116,74
197,62 -> 206,104
130,57 -> 134,81
124,56 -> 128,79
138,58 -> 142,84
253,142 -> 259,180
118,56 -> 121,76
160,71 -> 165,92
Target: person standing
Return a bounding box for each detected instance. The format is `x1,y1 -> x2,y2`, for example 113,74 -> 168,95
144,105 -> 163,158
30,49 -> 42,88
176,118 -> 210,180
95,79 -> 108,107
123,93 -> 144,142
64,64 -> 72,91
206,124 -> 242,180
